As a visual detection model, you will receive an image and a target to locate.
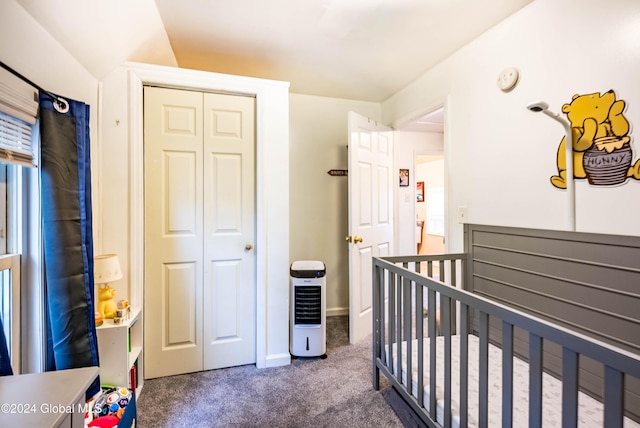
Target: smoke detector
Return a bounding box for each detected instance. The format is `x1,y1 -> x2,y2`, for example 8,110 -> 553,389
497,67 -> 520,92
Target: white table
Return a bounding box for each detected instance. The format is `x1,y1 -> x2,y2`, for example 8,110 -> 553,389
0,366 -> 99,427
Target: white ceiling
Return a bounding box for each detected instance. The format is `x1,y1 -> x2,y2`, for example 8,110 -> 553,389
401,107 -> 445,133
17,0 -> 533,103
154,0 -> 533,101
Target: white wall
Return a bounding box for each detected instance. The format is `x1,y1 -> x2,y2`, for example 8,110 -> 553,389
1,0 -> 100,373
394,131 -> 444,255
289,94 -> 381,315
383,0 -> 640,251
14,0 -> 177,80
94,68 -> 130,304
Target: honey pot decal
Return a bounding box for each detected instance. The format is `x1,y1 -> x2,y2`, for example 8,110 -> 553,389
551,90 -> 640,188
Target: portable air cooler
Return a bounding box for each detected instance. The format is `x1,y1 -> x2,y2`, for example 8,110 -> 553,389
290,260 -> 326,358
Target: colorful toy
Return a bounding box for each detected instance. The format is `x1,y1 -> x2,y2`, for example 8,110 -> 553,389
95,311 -> 103,327
91,386 -> 131,420
117,299 -> 131,320
88,414 -> 120,428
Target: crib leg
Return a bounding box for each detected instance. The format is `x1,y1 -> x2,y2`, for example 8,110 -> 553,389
373,364 -> 380,390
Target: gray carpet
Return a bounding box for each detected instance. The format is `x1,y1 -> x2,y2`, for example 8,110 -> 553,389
136,316 -> 425,427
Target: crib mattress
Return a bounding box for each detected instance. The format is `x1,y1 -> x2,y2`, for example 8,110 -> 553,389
387,335 -> 639,427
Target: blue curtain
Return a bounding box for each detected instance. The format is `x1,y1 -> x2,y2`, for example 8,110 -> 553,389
39,94 -> 99,397
0,316 -> 12,376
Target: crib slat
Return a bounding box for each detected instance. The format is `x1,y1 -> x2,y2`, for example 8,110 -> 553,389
450,261 -> 457,335
396,274 -> 403,383
439,260 -> 446,334
373,264 -> 381,390
529,333 -> 543,428
502,321 -> 514,428
460,304 -> 469,428
479,311 -> 489,427
388,271 -> 395,376
604,365 -> 624,427
443,296 -> 452,428
562,348 -> 579,428
416,281 -> 424,408
450,259 -> 456,287
379,268 -> 386,365
428,288 -> 437,415
403,276 -> 412,393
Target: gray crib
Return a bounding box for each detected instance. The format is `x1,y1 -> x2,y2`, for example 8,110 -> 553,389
372,224 -> 640,427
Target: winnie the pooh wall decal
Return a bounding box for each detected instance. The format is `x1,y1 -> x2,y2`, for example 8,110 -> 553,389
551,90 -> 640,188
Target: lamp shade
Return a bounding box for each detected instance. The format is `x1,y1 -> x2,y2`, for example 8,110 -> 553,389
94,254 -> 123,285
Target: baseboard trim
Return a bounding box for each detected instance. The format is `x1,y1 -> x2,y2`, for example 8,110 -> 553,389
327,307 -> 348,317
264,352 -> 291,368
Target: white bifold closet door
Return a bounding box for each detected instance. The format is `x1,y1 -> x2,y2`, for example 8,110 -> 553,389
144,86 -> 256,379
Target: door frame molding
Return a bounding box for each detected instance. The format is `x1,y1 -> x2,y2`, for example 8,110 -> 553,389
124,62 -> 291,369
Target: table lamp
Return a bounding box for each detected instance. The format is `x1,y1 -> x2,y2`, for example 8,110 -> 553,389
94,254 -> 123,319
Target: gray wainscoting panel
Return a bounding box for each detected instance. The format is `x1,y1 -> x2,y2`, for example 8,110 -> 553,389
463,224 -> 640,422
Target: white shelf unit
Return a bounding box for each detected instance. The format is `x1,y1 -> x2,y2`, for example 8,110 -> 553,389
96,306 -> 143,395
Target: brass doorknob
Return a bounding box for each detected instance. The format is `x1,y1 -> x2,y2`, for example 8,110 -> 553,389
245,244 -> 253,250
353,236 -> 363,243
345,236 -> 353,243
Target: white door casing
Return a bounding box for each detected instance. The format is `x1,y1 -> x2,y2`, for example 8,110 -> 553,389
144,86 -> 256,378
347,111 -> 394,344
124,63 -> 291,370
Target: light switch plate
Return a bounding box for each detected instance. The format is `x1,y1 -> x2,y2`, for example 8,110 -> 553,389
458,207 -> 468,224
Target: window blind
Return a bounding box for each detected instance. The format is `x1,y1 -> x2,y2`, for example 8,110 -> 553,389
0,112 -> 34,167
0,67 -> 38,167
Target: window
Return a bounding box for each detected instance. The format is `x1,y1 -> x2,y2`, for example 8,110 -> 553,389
0,127 -> 40,375
0,112 -> 36,167
0,64 -> 41,374
0,253 -> 20,373
0,162 -> 22,373
0,66 -> 39,168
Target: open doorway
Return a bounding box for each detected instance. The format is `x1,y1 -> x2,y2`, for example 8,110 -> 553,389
394,107 -> 446,256
416,155 -> 445,255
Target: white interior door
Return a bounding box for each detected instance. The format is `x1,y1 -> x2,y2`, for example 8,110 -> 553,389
202,92 -> 256,370
144,87 -> 256,378
144,87 -> 204,378
347,111 -> 394,343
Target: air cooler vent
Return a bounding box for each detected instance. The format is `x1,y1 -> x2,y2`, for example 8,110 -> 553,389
294,286 -> 321,325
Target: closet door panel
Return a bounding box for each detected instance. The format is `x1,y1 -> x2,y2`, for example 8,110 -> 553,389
144,86 -> 204,378
164,262 -> 197,346
203,92 -> 256,370
210,153 -> 242,233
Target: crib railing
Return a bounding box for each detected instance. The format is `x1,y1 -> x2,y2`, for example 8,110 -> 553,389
372,254 -> 466,427
372,254 -> 640,427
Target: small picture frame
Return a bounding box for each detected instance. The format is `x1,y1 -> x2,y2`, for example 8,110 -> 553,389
399,169 -> 409,187
416,182 -> 424,202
